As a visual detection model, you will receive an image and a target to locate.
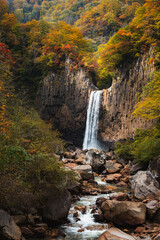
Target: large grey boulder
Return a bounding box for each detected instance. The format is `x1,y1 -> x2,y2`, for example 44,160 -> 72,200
98,228 -> 136,240
101,200 -> 146,226
85,150 -> 106,173
0,209 -> 22,240
131,171 -> 160,200
43,188 -> 71,224
73,165 -> 94,180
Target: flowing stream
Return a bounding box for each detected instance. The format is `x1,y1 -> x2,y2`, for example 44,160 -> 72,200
61,178 -> 114,240
83,91 -> 103,150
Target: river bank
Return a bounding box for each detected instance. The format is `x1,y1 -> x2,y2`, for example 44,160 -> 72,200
1,147 -> 159,240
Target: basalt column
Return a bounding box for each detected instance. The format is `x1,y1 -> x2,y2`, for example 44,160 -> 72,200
38,59 -> 96,146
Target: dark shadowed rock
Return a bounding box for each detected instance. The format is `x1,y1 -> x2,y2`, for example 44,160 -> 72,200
146,200 -> 159,219
149,156 -> 160,183
97,228 -> 136,240
85,149 -> 106,173
0,209 -> 22,240
43,188 -> 71,224
101,200 -> 146,226
130,161 -> 142,175
131,171 -> 160,200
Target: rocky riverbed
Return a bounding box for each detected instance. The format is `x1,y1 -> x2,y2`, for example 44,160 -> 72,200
0,148 -> 160,240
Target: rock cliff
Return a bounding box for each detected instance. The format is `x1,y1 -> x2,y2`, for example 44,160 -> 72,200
98,49 -> 155,142
38,59 -> 95,145
39,50 -> 155,146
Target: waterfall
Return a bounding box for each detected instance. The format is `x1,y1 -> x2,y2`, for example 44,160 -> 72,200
83,90 -> 103,150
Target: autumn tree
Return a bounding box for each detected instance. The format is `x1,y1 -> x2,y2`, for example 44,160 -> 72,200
39,21 -> 93,71
133,71 -> 160,119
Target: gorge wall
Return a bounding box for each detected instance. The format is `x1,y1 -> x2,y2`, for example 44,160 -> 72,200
39,50 -> 155,146
39,59 -> 96,145
99,49 -> 155,142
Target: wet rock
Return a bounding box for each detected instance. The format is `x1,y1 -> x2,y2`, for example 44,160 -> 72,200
73,165 -> 94,180
93,214 -> 104,222
106,173 -> 122,183
101,200 -> 146,226
0,209 -> 22,240
43,188 -> 71,224
78,228 -> 85,232
146,200 -> 159,219
131,171 -> 160,200
74,205 -> 86,214
96,197 -> 107,207
86,224 -> 107,231
97,227 -> 136,240
73,212 -> 78,218
149,156 -> 160,183
106,160 -> 122,174
51,229 -> 66,238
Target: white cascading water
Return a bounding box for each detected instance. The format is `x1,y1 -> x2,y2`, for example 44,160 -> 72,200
83,90 -> 103,150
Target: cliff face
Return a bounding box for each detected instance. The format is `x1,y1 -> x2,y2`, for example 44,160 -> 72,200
39,51 -> 155,146
99,49 -> 155,142
39,59 -> 95,145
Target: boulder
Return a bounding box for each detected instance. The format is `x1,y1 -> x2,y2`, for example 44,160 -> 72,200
106,160 -> 122,174
43,188 -> 71,224
97,228 -> 136,240
85,149 -> 105,173
146,200 -> 159,219
101,200 -> 146,226
149,156 -> 160,183
106,173 -> 122,183
131,171 -> 160,200
0,209 -> 22,240
110,192 -> 128,201
73,165 -> 94,180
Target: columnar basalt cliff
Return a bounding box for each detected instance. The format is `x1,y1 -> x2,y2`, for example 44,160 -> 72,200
98,49 -> 155,142
39,59 -> 96,145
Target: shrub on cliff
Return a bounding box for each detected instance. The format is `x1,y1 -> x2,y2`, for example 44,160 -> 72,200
115,124 -> 160,167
